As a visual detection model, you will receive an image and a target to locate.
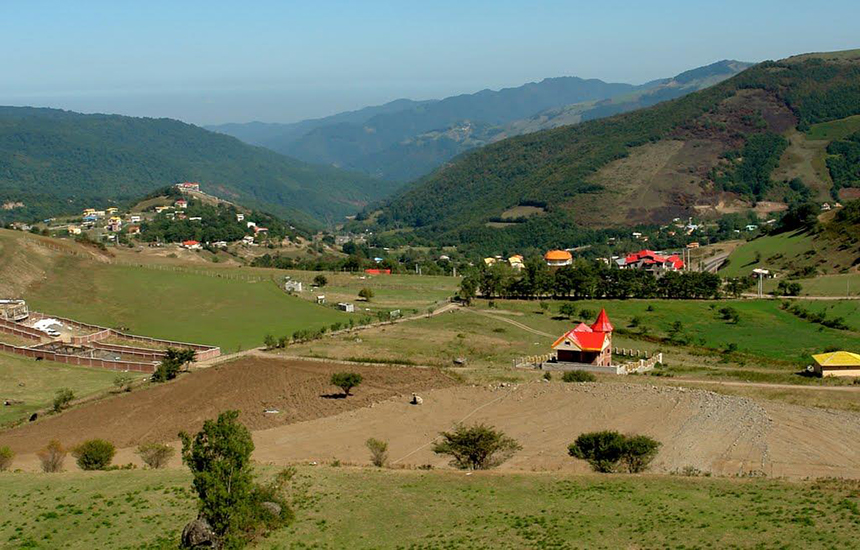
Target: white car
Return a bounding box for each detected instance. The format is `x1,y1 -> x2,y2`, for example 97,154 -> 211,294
45,329 -> 60,338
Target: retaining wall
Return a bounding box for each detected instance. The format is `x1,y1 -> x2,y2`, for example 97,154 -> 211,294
0,318 -> 43,340
0,342 -> 157,373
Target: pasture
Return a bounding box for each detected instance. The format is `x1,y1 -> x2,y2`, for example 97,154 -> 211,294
0,467 -> 858,549
0,351 -> 142,426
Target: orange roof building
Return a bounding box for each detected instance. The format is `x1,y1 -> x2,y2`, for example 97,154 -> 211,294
551,308 -> 614,366
544,249 -> 573,267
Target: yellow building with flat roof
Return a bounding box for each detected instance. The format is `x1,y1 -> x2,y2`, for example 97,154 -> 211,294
812,351 -> 860,377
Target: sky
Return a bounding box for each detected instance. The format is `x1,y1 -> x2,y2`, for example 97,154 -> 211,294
1,1 -> 859,126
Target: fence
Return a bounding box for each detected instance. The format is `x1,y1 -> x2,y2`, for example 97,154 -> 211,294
0,318 -> 43,340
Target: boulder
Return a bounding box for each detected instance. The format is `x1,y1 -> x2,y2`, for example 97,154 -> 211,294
181,517 -> 220,549
260,501 -> 282,517
410,393 -> 424,405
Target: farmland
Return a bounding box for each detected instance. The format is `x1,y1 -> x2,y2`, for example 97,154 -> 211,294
1,467 -> 858,549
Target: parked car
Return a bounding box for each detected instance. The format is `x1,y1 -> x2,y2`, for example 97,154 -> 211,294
45,329 -> 60,338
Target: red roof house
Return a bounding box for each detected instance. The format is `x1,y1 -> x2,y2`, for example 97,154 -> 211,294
622,249 -> 684,273
552,309 -> 614,366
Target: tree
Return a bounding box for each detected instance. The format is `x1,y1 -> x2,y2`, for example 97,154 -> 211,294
358,288 -> 374,301
313,274 -> 328,287
263,334 -> 277,350
37,440 -> 66,473
330,372 -> 363,396
180,410 -> 256,543
458,275 -> 478,305
52,388 -> 74,413
776,280 -> 802,296
151,347 -> 195,383
558,303 -> 577,319
136,442 -> 176,469
0,446 -> 14,471
620,435 -> 661,473
432,423 -> 522,470
567,431 -> 626,473
568,431 -> 661,473
72,439 -> 116,470
365,438 -> 389,467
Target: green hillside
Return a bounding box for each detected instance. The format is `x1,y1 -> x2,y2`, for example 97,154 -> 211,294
371,50 -> 860,251
0,107 -> 393,226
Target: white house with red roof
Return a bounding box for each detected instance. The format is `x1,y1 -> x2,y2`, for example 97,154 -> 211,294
621,249 -> 684,275
175,182 -> 200,192
551,309 -> 614,367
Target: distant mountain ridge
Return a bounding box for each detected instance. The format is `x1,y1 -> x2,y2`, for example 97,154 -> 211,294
0,107 -> 393,226
210,61 -> 752,181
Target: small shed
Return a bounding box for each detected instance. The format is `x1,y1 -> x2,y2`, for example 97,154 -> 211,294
338,302 -> 355,313
811,351 -> 860,377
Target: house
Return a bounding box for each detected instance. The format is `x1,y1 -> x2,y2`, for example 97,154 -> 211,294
175,199 -> 188,209
338,302 -> 355,313
483,257 -> 497,266
129,215 -> 142,223
508,255 -> 525,270
745,224 -> 758,231
165,212 -> 176,220
242,235 -> 255,245
212,241 -> 228,248
246,221 -> 257,229
544,250 -> 573,267
182,240 -> 202,250
83,208 -> 96,216
811,351 -> 860,377
686,242 -> 700,249
67,225 -> 82,235
82,214 -> 99,223
106,207 -> 118,214
316,295 -> 326,305
620,250 -> 684,275
175,182 -> 200,192
236,213 -> 245,222
284,280 -> 303,292
253,226 -> 268,234
551,309 -> 614,367
189,216 -> 202,222
438,254 -> 450,261
821,203 -> 832,211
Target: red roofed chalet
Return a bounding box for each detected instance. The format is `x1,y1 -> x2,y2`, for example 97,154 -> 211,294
551,309 -> 614,366
622,249 -> 684,274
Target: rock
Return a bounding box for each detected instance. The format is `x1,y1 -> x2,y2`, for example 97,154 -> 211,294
453,357 -> 467,365
410,393 -> 424,405
260,501 -> 282,517
181,517 -> 220,549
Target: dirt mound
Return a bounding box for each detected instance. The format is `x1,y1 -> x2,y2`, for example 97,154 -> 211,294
0,357 -> 455,454
250,382 -> 860,479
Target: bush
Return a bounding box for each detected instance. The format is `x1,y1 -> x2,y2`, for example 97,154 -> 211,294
52,388 -> 75,413
542,371 -> 552,381
313,274 -> 328,287
72,439 -> 116,470
432,423 -> 521,470
113,375 -> 134,392
136,442 -> 176,469
37,440 -> 66,473
568,431 -> 661,473
0,446 -> 14,471
562,370 -> 596,383
330,372 -> 363,396
263,334 -> 277,350
365,438 -> 389,467
718,306 -> 740,324
558,303 -> 577,319
358,288 -> 374,301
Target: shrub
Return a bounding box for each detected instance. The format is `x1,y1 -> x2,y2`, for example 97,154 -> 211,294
0,446 -> 14,471
72,439 -> 116,470
313,274 -> 328,287
113,375 -> 134,392
542,371 -> 552,381
562,370 -> 596,383
558,303 -> 577,319
330,372 -> 363,396
432,423 -> 521,470
136,442 -> 176,469
718,306 -> 740,324
365,438 -> 389,467
52,388 -> 75,413
568,431 -> 661,473
579,308 -> 595,320
358,288 -> 374,301
37,440 -> 66,473
263,334 -> 277,350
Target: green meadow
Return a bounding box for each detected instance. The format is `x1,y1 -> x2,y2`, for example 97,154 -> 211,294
806,114 -> 860,141
0,467 -> 858,549
0,351 -> 143,426
719,230 -> 815,277
24,256 -> 349,352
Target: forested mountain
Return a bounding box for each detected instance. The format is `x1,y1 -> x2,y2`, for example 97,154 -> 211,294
211,61 -> 749,182
0,107 -> 392,226
366,50 -> 860,253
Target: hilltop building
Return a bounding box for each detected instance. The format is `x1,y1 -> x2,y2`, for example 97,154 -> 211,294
544,250 -> 573,267
175,182 -> 200,192
620,249 -> 684,275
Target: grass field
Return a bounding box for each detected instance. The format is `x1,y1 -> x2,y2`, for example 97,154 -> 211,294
761,273 -> 860,297
24,256 -> 349,352
720,230 -> 816,277
0,351 -> 143,426
806,114 -> 860,141
0,467 -> 858,549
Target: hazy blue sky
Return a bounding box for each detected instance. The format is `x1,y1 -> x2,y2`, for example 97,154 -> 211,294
1,1 -> 858,125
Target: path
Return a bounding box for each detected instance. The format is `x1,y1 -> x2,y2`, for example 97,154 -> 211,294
670,377 -> 860,393
463,308 -> 555,338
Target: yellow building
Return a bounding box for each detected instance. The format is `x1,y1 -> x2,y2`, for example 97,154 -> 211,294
812,351 -> 860,377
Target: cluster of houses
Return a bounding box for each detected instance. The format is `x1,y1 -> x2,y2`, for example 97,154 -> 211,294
483,254 -> 527,270
615,249 -> 685,275
77,207 -> 142,236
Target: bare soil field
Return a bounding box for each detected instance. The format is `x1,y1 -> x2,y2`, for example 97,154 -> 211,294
250,382 -> 860,479
0,357 -> 456,457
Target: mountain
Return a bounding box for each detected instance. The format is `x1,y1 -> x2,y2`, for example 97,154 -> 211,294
211,62 -> 750,182
0,107 -> 394,226
211,77 -> 639,181
369,50 -> 860,252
